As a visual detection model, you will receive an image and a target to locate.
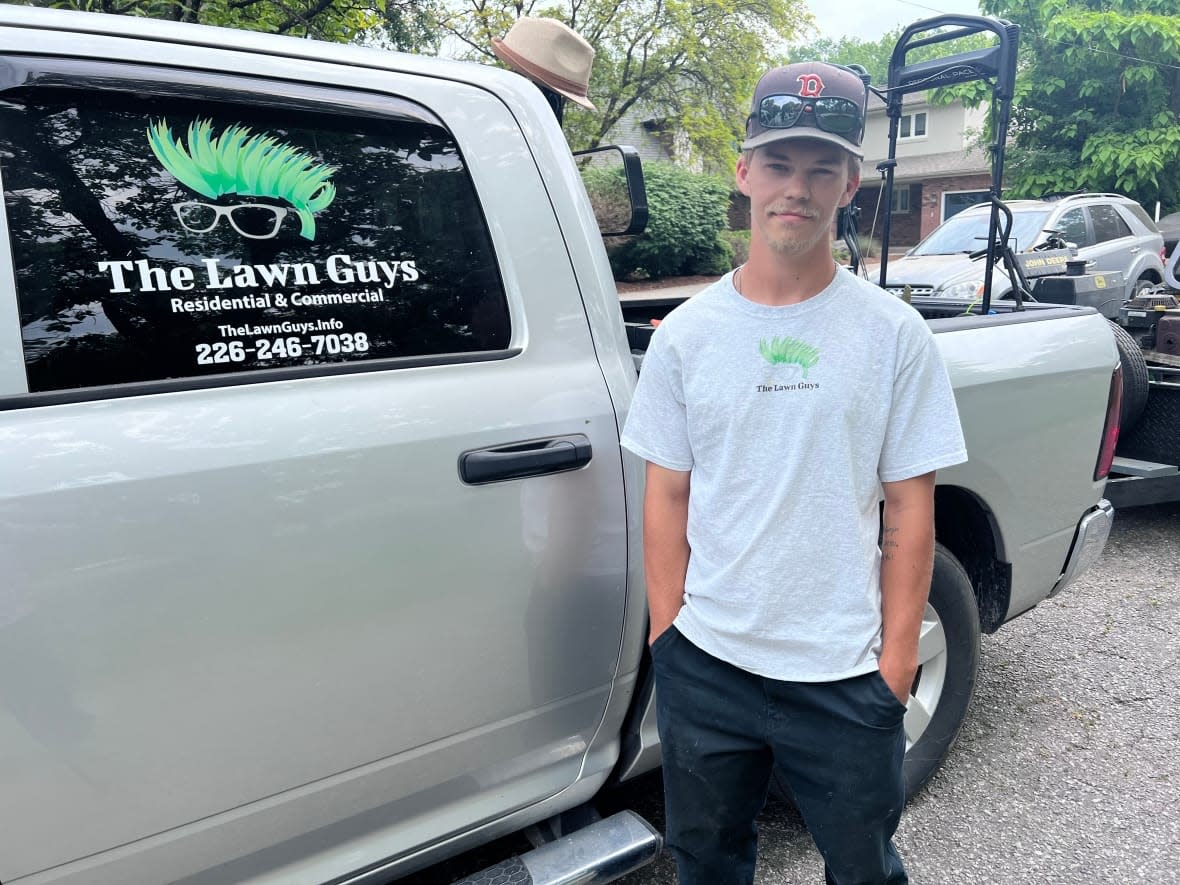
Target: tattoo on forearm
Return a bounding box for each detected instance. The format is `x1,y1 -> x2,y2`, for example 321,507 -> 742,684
881,525 -> 899,562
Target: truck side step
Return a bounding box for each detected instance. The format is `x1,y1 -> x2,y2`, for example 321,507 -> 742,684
453,811 -> 662,885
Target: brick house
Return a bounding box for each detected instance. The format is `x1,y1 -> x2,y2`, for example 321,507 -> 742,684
855,92 -> 992,250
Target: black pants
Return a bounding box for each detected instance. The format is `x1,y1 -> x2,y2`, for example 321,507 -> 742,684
652,626 -> 909,885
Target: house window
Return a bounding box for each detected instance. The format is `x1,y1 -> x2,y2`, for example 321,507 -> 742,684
891,186 -> 912,215
899,112 -> 927,139
943,190 -> 990,220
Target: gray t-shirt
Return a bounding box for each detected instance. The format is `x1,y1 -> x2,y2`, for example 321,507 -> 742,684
621,267 -> 968,682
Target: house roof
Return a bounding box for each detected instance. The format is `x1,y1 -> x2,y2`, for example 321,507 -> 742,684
865,91 -> 928,112
860,147 -> 990,182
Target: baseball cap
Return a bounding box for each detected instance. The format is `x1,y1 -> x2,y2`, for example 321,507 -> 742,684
742,62 -> 868,159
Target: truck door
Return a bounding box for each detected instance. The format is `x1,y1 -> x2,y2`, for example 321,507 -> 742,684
0,53 -> 626,882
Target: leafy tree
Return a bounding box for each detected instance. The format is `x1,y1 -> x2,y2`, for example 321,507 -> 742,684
19,0 -> 436,48
22,0 -> 815,173
979,0 -> 1180,210
783,32 -> 896,85
784,26 -> 992,91
439,0 -> 812,173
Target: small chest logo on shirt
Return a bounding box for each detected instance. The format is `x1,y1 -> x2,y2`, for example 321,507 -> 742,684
757,336 -> 820,392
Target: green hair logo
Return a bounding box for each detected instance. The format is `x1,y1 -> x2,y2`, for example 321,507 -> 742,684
147,119 -> 336,240
758,336 -> 820,377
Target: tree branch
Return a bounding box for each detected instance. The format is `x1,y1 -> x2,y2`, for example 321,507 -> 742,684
274,0 -> 337,34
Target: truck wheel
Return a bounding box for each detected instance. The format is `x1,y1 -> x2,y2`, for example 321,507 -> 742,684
901,543 -> 980,798
1132,276 -> 1158,297
1116,377 -> 1180,465
1109,320 -> 1149,431
770,544 -> 979,804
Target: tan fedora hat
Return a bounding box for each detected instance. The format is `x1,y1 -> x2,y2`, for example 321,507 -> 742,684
492,17 -> 596,110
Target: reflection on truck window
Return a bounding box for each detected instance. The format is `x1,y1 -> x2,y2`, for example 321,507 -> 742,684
0,85 -> 511,394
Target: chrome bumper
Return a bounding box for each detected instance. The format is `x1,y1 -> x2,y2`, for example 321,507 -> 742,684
1049,499 -> 1115,597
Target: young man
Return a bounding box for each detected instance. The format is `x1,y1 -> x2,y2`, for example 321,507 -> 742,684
620,62 -> 968,885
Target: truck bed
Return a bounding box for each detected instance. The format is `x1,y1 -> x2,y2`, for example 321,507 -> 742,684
622,290 -> 1108,355
621,289 -> 1116,623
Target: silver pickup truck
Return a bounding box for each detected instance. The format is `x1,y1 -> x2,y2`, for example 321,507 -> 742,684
0,8 -> 1117,885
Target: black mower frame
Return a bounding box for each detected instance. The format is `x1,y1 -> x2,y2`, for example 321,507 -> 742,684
842,14 -> 1022,316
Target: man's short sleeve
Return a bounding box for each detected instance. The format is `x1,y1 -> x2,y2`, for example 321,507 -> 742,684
879,328 -> 968,482
621,325 -> 693,471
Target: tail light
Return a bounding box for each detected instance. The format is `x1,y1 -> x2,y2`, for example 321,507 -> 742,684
1094,365 -> 1123,480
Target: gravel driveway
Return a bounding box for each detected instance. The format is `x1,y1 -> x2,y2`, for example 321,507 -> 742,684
609,500 -> 1180,884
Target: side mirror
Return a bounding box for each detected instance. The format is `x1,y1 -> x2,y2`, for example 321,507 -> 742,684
574,144 -> 649,237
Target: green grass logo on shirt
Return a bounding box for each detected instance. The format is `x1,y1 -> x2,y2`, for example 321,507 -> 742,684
758,336 -> 820,379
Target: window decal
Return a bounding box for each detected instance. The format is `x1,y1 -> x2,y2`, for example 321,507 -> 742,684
0,86 -> 511,395
147,119 -> 337,240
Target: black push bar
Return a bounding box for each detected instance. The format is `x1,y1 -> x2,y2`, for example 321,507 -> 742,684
877,15 -> 1020,316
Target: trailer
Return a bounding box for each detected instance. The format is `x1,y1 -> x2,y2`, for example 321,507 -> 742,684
1099,244 -> 1180,507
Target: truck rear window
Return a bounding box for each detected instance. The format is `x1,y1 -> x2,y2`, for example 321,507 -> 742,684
0,80 -> 510,395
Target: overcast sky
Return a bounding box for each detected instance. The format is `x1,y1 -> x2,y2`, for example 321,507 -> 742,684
805,0 -> 983,41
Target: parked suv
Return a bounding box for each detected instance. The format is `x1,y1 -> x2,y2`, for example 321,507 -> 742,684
884,193 -> 1165,300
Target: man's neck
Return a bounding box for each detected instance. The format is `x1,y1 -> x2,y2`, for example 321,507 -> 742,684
735,241 -> 838,307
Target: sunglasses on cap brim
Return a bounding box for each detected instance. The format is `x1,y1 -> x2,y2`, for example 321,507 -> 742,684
755,94 -> 863,137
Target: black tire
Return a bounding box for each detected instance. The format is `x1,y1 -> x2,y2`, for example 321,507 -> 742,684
1132,276 -> 1158,297
1116,380 -> 1180,465
1109,320 -> 1149,431
902,543 -> 981,798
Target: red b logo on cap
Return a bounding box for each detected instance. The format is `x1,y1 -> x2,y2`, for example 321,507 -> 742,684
797,74 -> 824,98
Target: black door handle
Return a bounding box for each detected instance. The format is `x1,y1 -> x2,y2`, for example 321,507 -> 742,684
459,435 -> 593,485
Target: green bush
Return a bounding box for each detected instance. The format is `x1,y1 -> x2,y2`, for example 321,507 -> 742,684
722,230 -> 751,268
686,237 -> 733,275
580,164 -> 634,235
597,163 -> 732,280
832,234 -> 882,264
